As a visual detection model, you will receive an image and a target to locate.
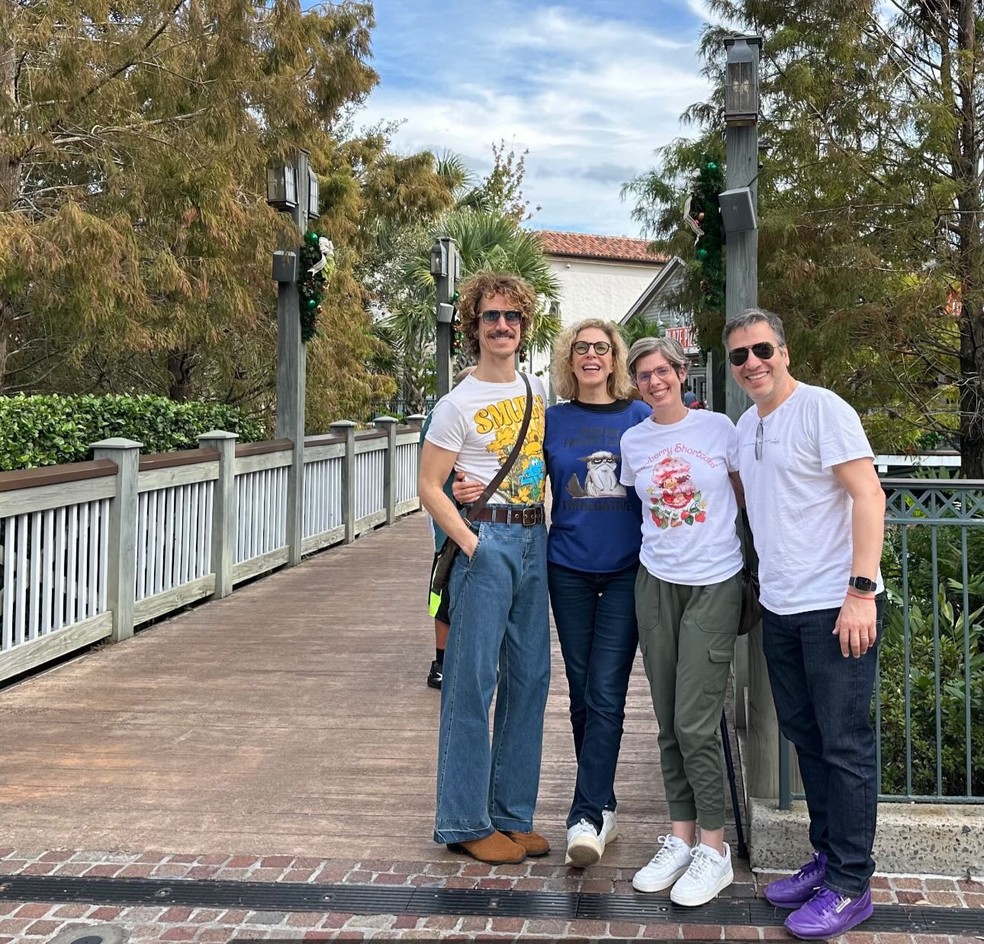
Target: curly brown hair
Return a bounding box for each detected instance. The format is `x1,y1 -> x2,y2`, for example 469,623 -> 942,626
456,271 -> 536,360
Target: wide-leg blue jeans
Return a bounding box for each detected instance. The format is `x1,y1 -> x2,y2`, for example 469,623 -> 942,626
762,600 -> 883,895
433,520 -> 550,844
548,562 -> 638,831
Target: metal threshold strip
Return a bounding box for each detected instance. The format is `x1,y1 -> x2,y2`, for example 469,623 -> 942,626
0,874 -> 977,935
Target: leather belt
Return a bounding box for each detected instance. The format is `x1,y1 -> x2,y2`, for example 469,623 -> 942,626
467,504 -> 545,527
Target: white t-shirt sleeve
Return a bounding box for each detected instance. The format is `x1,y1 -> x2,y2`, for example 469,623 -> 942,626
618,428 -> 637,487
816,391 -> 874,470
424,397 -> 468,453
726,418 -> 739,473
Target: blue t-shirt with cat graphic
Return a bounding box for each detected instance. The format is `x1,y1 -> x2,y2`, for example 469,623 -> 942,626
544,398 -> 650,573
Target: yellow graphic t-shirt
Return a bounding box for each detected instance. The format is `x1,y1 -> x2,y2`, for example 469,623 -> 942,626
425,374 -> 546,504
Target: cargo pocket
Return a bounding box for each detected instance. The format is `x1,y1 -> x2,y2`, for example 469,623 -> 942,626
703,646 -> 735,695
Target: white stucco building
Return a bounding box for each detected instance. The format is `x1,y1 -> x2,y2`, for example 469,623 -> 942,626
526,231 -> 703,400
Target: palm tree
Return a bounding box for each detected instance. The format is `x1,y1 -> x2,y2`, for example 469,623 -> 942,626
379,208 -> 561,412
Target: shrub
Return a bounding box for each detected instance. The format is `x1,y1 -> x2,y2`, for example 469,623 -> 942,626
0,394 -> 265,470
878,500 -> 984,798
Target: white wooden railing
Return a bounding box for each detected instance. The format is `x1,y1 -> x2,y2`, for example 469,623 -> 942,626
0,417 -> 423,684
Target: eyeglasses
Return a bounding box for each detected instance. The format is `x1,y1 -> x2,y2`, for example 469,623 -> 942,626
480,309 -> 523,324
632,366 -> 675,386
728,341 -> 777,366
572,340 -> 611,356
755,419 -> 764,461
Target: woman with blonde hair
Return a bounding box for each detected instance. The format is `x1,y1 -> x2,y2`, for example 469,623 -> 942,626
544,318 -> 649,866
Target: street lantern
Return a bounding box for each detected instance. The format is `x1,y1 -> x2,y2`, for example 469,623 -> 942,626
266,163 -> 298,211
724,36 -> 760,127
307,167 -> 320,220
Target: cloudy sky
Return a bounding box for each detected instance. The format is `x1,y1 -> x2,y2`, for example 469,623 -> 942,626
354,1 -> 717,238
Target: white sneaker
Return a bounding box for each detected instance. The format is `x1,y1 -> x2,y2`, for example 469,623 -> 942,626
600,809 -> 619,847
565,818 -> 603,867
632,835 -> 693,892
669,842 -> 734,907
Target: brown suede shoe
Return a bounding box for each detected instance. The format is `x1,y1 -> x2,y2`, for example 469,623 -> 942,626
503,830 -> 550,856
447,830 -> 526,864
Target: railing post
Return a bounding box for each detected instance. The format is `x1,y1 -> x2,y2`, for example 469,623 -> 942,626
198,430 -> 238,599
330,421 -> 357,544
91,437 -> 142,643
746,621 -> 781,802
375,416 -> 398,525
407,414 -> 426,482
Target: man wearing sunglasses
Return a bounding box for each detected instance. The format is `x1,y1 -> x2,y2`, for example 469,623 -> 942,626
724,308 -> 886,940
419,271 -> 550,866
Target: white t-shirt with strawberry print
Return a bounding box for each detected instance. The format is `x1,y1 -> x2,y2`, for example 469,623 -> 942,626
620,409 -> 743,586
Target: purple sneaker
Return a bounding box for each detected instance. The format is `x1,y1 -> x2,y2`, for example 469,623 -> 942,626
764,851 -> 827,907
784,886 -> 874,940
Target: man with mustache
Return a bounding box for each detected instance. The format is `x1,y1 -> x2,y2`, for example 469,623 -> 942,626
419,271 -> 549,866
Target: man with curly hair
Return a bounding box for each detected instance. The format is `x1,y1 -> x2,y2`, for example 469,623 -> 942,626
419,271 -> 550,865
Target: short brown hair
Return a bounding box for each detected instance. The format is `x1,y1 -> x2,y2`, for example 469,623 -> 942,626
626,336 -> 689,379
457,271 -> 536,360
551,318 -> 634,401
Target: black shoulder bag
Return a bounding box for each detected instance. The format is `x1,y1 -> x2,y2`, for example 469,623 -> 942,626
737,508 -> 761,636
429,373 -> 534,595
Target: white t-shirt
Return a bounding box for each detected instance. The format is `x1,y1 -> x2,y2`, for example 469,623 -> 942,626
620,410 -> 743,586
425,373 -> 547,505
736,382 -> 883,614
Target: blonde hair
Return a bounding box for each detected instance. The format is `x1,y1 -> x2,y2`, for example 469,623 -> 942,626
551,318 -> 634,402
457,271 -> 536,360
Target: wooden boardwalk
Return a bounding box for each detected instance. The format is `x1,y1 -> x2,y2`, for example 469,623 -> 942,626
0,511 -> 746,874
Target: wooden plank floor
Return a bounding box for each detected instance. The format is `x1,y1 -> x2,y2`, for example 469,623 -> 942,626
0,513 -> 747,873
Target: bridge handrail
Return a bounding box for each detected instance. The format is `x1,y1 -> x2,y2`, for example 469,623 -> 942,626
0,417 -> 423,684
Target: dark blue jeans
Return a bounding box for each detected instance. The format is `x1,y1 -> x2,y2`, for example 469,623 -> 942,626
548,562 -> 639,831
762,600 -> 883,896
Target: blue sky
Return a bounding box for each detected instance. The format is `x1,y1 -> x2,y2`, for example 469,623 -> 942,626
353,1 -> 719,237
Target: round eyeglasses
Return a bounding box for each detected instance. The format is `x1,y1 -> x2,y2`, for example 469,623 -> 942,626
572,340 -> 611,356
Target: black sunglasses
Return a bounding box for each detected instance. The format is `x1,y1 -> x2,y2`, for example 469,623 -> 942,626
480,309 -> 523,324
728,341 -> 777,366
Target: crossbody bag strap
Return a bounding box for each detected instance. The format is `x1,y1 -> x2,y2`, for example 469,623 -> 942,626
462,372 -> 534,523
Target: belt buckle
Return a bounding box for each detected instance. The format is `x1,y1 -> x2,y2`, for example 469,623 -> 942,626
521,506 -> 537,527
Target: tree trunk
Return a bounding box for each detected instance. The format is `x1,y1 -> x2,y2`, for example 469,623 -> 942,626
954,0 -> 983,478
0,0 -> 17,212
167,350 -> 195,402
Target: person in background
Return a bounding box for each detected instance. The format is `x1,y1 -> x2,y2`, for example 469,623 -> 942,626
725,307 -> 885,941
456,317 -> 648,866
419,271 -> 549,866
421,365 -> 475,690
619,336 -> 743,907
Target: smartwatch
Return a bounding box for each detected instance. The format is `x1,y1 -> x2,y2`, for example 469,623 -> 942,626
848,576 -> 877,593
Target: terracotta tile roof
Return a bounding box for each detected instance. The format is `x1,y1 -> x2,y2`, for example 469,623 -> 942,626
533,230 -> 667,264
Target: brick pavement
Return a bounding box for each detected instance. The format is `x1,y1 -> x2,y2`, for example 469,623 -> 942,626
0,848 -> 981,942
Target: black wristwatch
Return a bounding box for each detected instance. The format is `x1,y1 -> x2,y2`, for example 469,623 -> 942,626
848,576 -> 877,593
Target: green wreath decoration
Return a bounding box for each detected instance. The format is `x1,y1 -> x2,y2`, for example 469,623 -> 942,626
297,230 -> 335,343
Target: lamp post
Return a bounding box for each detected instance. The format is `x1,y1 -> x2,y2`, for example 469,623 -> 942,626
267,148 -> 317,566
720,34 -> 785,814
431,236 -> 461,399
721,34 -> 762,424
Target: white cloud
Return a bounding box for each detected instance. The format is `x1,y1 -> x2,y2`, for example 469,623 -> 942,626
356,0 -> 715,236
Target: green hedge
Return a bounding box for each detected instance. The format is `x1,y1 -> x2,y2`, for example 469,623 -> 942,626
0,394 -> 265,470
